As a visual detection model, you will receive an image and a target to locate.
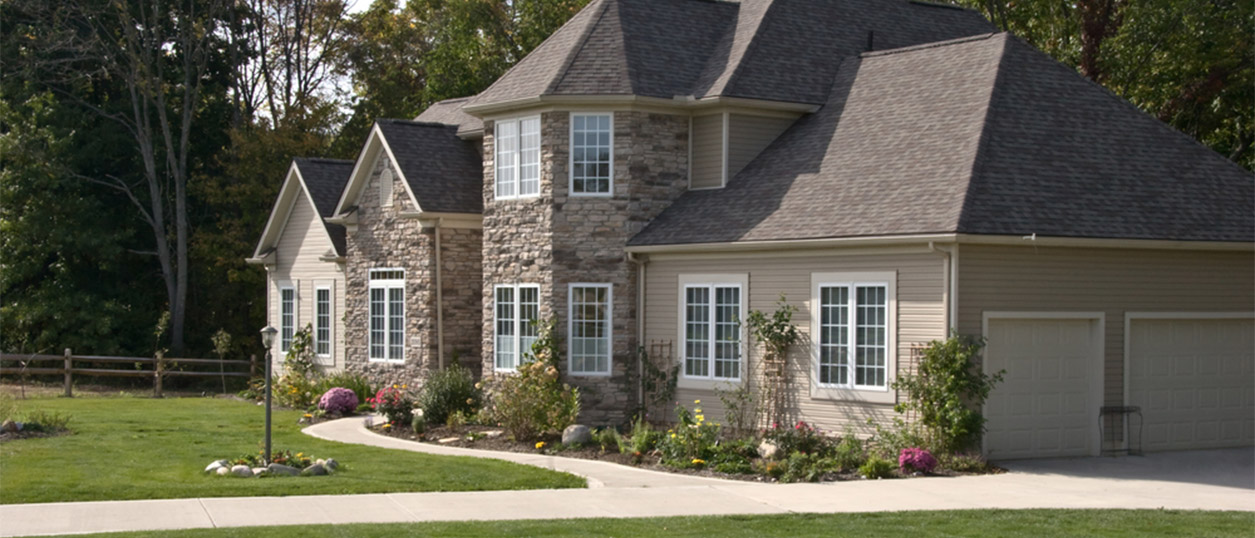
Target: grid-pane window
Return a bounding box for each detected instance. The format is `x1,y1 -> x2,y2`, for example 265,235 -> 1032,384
818,286 -> 849,385
315,288 -> 331,357
369,269 -> 405,362
855,286 -> 887,388
684,284 -> 741,381
571,114 -> 612,195
495,117 -> 540,199
280,287 -> 295,352
569,285 -> 611,375
494,284 -> 540,371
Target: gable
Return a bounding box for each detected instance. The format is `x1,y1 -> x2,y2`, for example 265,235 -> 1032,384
253,163 -> 347,261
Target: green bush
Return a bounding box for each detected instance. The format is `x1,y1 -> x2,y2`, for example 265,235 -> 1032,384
869,419 -> 930,459
22,409 -> 72,432
485,319 -> 580,441
710,438 -> 758,474
316,371 -> 375,408
763,420 -> 833,458
627,416 -> 662,454
859,456 -> 895,479
0,392 -> 17,422
832,434 -> 866,471
417,364 -> 481,425
892,333 -> 1004,453
274,326 -> 321,409
446,410 -> 469,431
658,401 -> 720,469
780,452 -> 829,483
938,452 -> 993,473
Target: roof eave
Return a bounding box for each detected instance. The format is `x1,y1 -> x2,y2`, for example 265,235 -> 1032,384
625,233 -> 1255,254
462,94 -> 820,117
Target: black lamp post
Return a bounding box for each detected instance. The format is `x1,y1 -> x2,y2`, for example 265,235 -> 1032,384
259,325 -> 278,464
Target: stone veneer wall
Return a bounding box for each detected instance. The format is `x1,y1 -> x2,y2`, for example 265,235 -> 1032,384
439,226 -> 484,373
481,111 -> 690,424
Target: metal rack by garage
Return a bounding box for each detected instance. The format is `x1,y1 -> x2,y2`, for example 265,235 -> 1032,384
1099,405 -> 1144,456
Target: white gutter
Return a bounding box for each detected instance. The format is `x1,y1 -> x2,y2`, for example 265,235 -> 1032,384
628,252 -> 648,410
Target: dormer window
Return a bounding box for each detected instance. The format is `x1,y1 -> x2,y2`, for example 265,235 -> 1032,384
570,113 -> 613,195
495,116 -> 541,200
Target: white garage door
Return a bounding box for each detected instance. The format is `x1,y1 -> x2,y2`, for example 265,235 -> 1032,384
1127,316 -> 1255,452
983,316 -> 1102,460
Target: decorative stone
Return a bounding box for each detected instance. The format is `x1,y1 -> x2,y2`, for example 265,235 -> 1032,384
302,463 -> 329,476
484,430 -> 504,439
437,436 -> 460,444
758,440 -> 779,460
252,467 -> 268,476
324,458 -> 339,471
562,424 -> 592,445
216,467 -> 230,476
0,420 -> 16,433
204,460 -> 229,473
230,465 -> 252,477
266,463 -> 301,476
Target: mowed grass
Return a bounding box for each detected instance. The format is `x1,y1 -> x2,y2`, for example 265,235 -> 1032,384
67,510 -> 1255,538
0,396 -> 583,504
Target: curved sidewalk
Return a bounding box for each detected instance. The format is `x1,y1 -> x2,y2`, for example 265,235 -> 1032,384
2,417 -> 1251,537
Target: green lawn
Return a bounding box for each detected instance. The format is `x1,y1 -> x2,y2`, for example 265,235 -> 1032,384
0,396 -> 583,504
60,510 -> 1255,537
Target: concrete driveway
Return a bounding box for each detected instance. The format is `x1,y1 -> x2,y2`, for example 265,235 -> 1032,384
999,447 -> 1254,491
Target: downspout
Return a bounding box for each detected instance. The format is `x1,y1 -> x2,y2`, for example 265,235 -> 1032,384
928,242 -> 957,334
435,219 -> 445,369
628,252 -> 648,410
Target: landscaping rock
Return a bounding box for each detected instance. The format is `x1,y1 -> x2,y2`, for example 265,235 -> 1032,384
324,458 -> 339,471
252,467 -> 268,477
301,463 -> 328,476
204,460 -> 229,473
437,437 -> 460,444
266,463 -> 301,476
216,467 -> 230,476
230,465 -> 252,478
562,424 -> 592,445
0,420 -> 16,433
484,430 -> 504,439
758,440 -> 779,460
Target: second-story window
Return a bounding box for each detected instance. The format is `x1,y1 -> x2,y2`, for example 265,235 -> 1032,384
570,113 -> 612,195
495,116 -> 540,200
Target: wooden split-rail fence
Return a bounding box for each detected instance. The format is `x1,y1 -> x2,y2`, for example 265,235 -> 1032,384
0,349 -> 259,397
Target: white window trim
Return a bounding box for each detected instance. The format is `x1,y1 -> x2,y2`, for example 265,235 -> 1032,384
314,284 -> 334,361
677,273 -> 748,390
278,281 -> 297,354
568,283 -> 613,376
368,268 -> 406,363
494,283 -> 541,373
568,112 -> 614,197
810,271 -> 897,403
494,115 -> 541,201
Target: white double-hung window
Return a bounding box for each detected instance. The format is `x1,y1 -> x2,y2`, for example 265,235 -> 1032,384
494,284 -> 540,371
369,269 -> 405,362
679,274 -> 746,386
570,113 -> 612,195
279,283 -> 296,353
495,116 -> 540,200
812,272 -> 895,400
314,285 -> 333,360
569,283 -> 611,375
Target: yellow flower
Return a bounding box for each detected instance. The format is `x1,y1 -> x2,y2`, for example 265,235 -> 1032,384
382,423 -> 392,429
695,414 -> 705,423
691,458 -> 706,466
694,400 -> 701,404
392,384 -> 398,389
402,384 -> 408,389
302,413 -> 312,418
694,408 -> 702,414
296,452 -> 303,458
669,433 -> 677,439
535,441 -> 545,449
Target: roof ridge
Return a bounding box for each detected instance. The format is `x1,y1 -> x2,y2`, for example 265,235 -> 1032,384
377,118 -> 459,129
861,32 -> 1000,58
954,33 -> 1012,234
906,0 -> 968,11
548,0 -> 615,94
296,157 -> 354,164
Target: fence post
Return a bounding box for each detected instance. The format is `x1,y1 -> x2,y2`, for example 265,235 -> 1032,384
154,350 -> 164,398
250,354 -> 257,379
63,348 -> 73,398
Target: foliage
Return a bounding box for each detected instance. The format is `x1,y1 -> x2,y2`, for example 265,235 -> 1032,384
626,346 -> 679,421
318,388 -> 359,415
0,392 -> 17,421
234,449 -> 316,470
892,333 -> 1003,453
592,427 -> 623,453
858,456 -> 896,479
315,372 -> 376,408
658,401 -> 721,469
832,435 -> 867,472
627,415 -> 663,455
446,410 -> 470,431
273,326 -> 322,408
899,447 -> 939,474
417,364 -> 481,425
938,452 -> 995,473
780,452 -> 830,483
715,383 -> 759,438
869,419 -> 930,459
20,409 -> 72,432
369,386 -> 415,425
411,410 -> 426,434
763,421 -> 833,458
486,319 -> 580,441
746,296 -> 802,427
710,438 -> 758,474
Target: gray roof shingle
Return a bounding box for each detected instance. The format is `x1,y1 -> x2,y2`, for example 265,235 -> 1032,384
414,97 -> 484,135
374,119 -> 484,215
628,33 -> 1255,246
292,158 -> 354,256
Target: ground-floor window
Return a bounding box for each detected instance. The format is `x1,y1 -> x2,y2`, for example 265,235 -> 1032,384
279,284 -> 296,353
369,269 -> 405,362
813,272 -> 893,391
315,286 -> 332,358
569,283 -> 611,375
495,284 -> 540,371
683,282 -> 742,381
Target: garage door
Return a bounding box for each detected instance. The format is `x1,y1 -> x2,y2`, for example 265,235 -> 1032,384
1127,316 -> 1255,452
983,316 -> 1102,460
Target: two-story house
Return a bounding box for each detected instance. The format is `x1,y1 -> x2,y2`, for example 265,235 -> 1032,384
257,0 -> 1254,459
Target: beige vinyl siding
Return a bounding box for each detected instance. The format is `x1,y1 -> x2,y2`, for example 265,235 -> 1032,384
644,248 -> 948,435
957,245 -> 1255,409
689,114 -> 724,189
726,113 -> 795,179
269,188 -> 347,371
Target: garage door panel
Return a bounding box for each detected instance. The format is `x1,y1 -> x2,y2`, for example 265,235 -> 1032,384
1128,317 -> 1255,452
985,317 -> 1100,460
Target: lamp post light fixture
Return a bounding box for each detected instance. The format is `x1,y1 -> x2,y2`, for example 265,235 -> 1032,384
259,325 -> 278,465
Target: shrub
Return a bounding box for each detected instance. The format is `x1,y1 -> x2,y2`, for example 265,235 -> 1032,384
746,296 -> 802,427
368,386 -> 415,425
715,383 -> 759,438
485,319 -> 580,440
710,438 -> 758,474
274,325 -> 321,409
892,333 -> 1004,453
417,364 -> 481,425
869,419 -> 929,459
763,420 -> 833,457
0,392 -> 17,422
762,460 -> 785,479
446,410 -> 469,431
898,447 -> 938,474
832,435 -> 866,472
780,452 -> 829,483
628,415 -> 662,454
859,456 -> 895,479
317,388 -> 359,415
938,452 -> 992,473
22,410 -> 71,432
659,401 -> 721,469
594,427 -> 623,453
316,371 -> 375,407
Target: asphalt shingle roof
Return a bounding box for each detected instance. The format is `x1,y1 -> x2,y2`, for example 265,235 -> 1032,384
293,158 -> 354,256
629,33 -> 1255,246
374,119 -> 484,215
414,97 -> 484,135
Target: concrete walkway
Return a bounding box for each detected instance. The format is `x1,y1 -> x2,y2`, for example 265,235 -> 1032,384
3,416 -> 1252,537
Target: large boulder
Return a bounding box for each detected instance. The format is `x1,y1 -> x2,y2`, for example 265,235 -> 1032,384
562,425 -> 592,445
229,465 -> 252,478
204,460 -> 229,473
215,467 -> 231,476
266,463 -> 301,476
301,463 -> 329,476
324,458 -> 339,471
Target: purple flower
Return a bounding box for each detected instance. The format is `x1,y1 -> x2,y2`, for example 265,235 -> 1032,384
898,447 -> 938,474
318,387 -> 359,414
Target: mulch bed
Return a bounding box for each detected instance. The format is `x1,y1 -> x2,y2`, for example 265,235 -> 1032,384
0,429 -> 71,443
